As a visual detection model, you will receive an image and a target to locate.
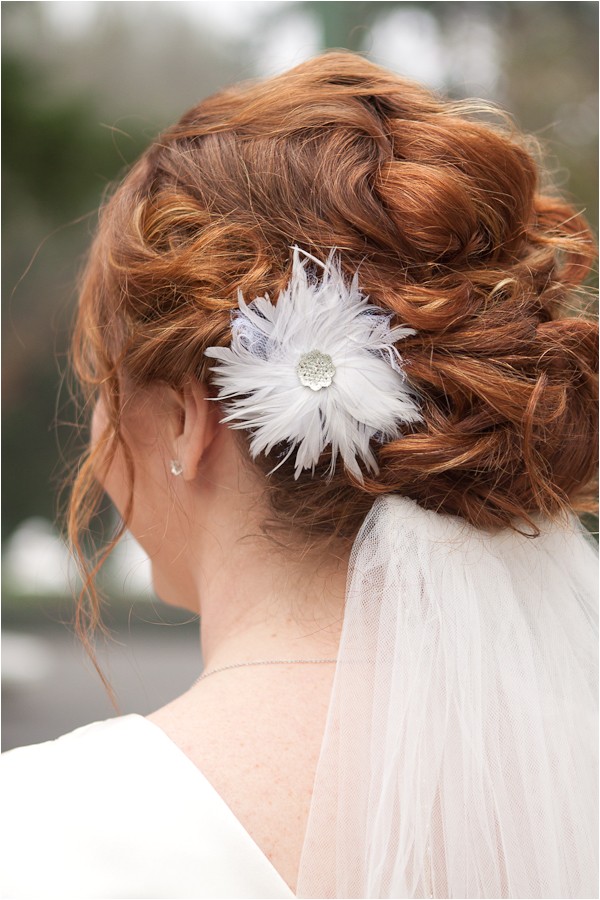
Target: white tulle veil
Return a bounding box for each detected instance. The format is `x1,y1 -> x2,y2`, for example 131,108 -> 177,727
295,494 -> 598,898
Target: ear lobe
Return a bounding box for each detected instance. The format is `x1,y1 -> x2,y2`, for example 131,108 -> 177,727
176,380 -> 219,481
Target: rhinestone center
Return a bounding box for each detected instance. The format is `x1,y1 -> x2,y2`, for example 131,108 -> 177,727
296,349 -> 336,391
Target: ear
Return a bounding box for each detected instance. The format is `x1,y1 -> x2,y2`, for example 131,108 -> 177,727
172,380 -> 220,481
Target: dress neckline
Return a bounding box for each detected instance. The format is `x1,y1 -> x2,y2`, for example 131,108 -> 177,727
128,712 -> 297,898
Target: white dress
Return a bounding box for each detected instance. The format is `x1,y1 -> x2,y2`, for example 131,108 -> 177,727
1,714 -> 296,900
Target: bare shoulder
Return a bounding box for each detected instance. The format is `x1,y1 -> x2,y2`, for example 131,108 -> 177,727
146,666 -> 335,893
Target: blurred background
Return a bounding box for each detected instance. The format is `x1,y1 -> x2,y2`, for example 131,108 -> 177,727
3,1 -> 598,750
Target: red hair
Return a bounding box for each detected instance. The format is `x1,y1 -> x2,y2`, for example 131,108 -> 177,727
69,52 -> 598,668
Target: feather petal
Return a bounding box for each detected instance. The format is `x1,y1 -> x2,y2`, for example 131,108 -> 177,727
204,247 -> 423,479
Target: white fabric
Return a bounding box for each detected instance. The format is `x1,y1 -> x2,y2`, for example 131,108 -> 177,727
296,495 -> 599,898
1,715 -> 295,900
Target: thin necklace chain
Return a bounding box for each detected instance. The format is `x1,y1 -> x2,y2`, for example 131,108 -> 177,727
195,657 -> 337,684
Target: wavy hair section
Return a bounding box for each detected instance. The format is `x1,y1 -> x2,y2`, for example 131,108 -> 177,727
69,52 -> 598,652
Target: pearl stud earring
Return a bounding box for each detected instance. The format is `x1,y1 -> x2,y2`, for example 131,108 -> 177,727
170,459 -> 183,477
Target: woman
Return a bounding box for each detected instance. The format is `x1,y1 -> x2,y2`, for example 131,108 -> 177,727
2,52 -> 598,899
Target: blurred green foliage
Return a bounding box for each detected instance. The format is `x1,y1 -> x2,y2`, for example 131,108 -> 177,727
2,50 -> 151,536
4,56 -> 120,217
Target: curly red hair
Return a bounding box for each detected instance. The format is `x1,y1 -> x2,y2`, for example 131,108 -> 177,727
69,52 -> 598,664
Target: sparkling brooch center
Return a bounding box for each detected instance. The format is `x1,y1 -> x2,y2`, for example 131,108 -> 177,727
296,349 -> 336,391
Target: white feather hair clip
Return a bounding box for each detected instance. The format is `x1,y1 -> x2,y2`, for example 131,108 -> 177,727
204,246 -> 423,480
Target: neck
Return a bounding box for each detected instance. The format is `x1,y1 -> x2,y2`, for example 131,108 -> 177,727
195,532 -> 348,671
153,432 -> 350,674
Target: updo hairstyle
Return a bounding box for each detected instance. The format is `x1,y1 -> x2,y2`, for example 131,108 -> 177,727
70,51 -> 598,635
